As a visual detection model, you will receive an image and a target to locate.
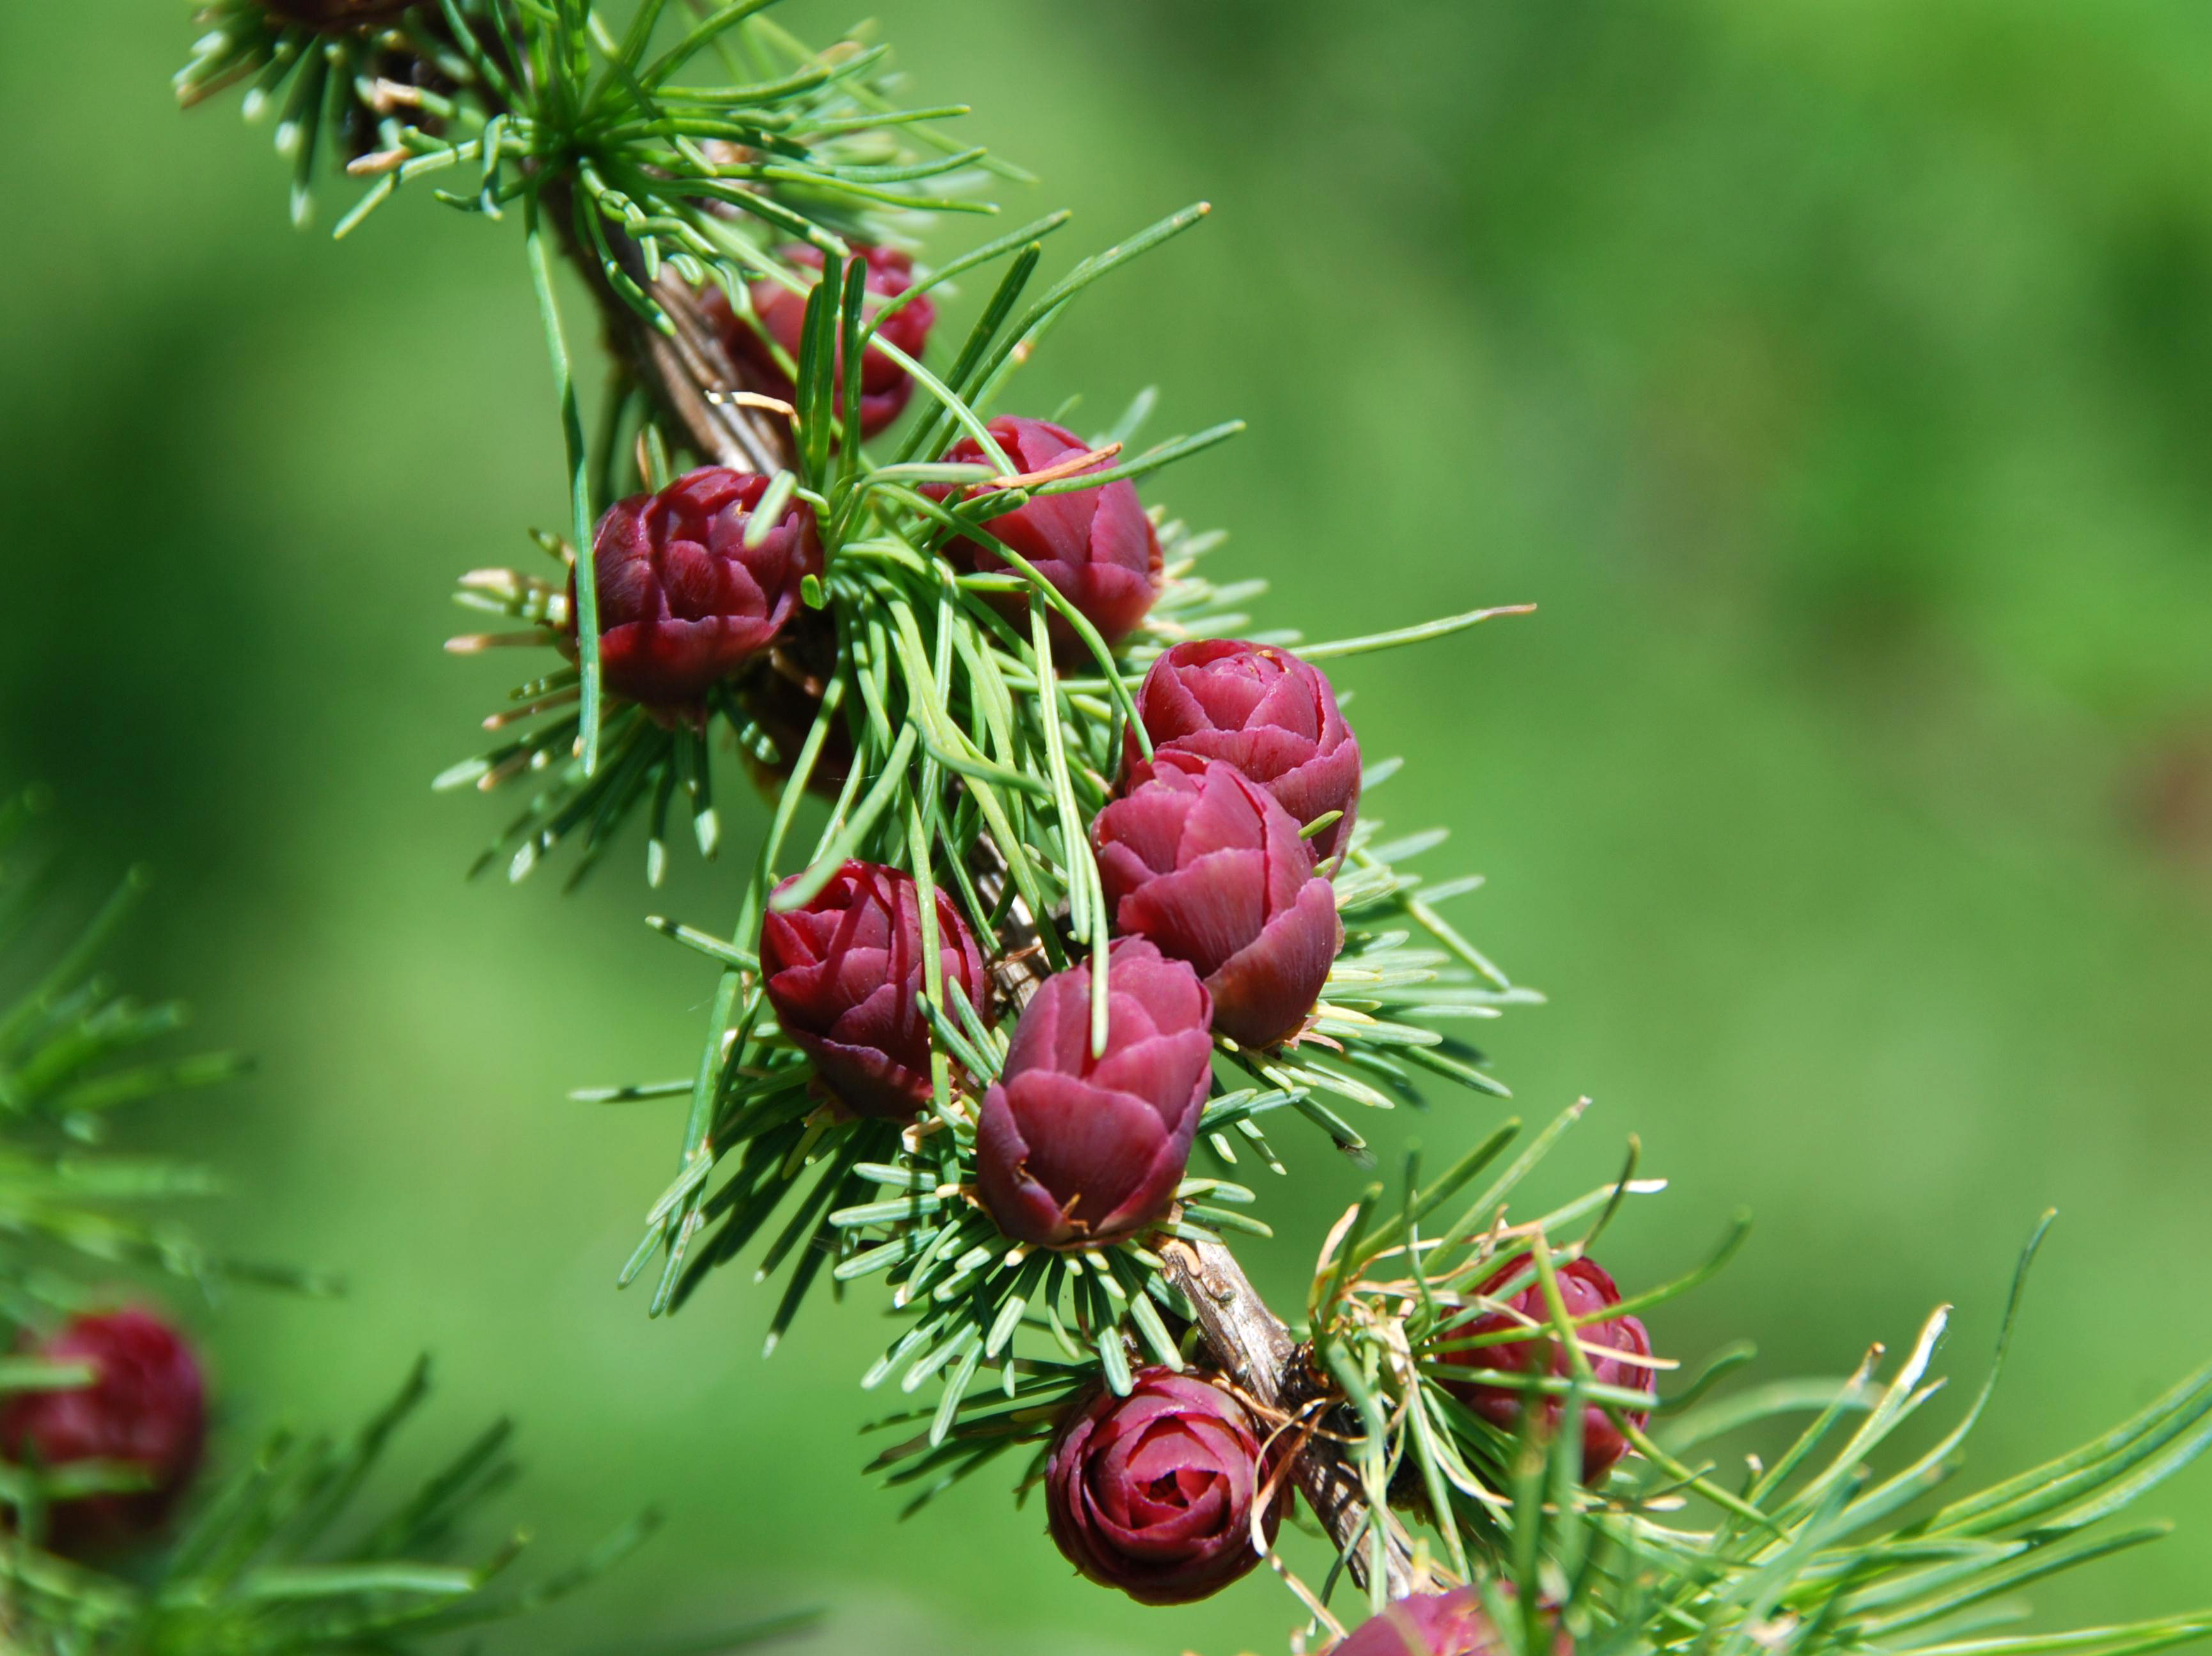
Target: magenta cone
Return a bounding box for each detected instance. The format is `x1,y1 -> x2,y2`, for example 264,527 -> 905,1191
1093,759 -> 1342,1046
573,467 -> 819,713
1446,1255 -> 1652,1483
1,1309 -> 205,1556
975,939 -> 1211,1248
1045,1368 -> 1279,1605
1125,639 -> 1362,863
703,244 -> 935,438
928,416 -> 1162,652
761,860 -> 991,1121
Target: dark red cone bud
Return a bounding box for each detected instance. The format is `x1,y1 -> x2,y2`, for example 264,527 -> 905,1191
928,416 -> 1163,653
975,939 -> 1211,1248
701,244 -> 935,438
1045,1368 -> 1279,1605
1446,1255 -> 1652,1483
1092,760 -> 1342,1048
760,861 -> 990,1122
1123,639 -> 1363,865
572,467 -> 820,713
1,1309 -> 205,1555
1329,1588 -> 1564,1656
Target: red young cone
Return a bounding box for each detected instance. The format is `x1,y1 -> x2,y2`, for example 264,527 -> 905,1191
572,467 -> 820,715
760,861 -> 991,1121
701,244 -> 935,438
1123,638 -> 1363,865
974,939 -> 1212,1248
1329,1588 -> 1566,1656
1045,1368 -> 1279,1605
1092,759 -> 1343,1047
927,416 -> 1162,653
1445,1255 -> 1653,1483
1,1309 -> 205,1556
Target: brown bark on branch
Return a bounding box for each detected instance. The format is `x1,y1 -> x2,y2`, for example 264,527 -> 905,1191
549,182 -> 795,476
1160,1235 -> 1415,1598
621,268 -> 793,476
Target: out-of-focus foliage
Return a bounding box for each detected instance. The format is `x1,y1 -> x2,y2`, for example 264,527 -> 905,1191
0,793 -> 802,1655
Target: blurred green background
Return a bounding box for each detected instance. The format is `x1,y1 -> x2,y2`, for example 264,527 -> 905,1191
4,1 -> 2211,1650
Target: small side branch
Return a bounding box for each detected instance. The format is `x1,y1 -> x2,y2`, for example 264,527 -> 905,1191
978,748 -> 1411,1597
616,224 -> 1414,1594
